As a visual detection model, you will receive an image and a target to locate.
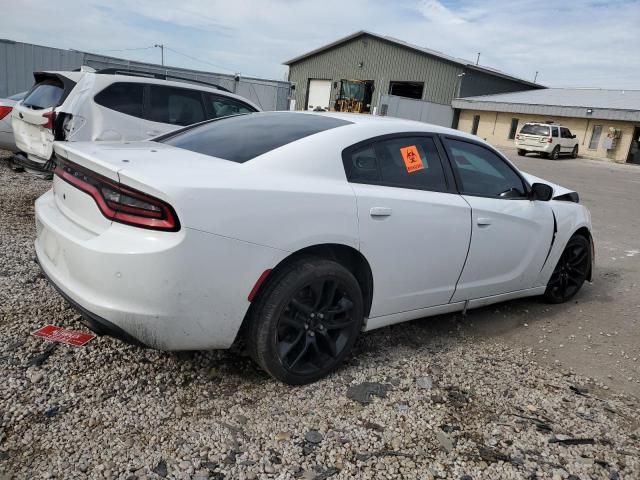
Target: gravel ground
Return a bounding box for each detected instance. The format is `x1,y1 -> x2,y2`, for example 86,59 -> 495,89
1,152 -> 639,480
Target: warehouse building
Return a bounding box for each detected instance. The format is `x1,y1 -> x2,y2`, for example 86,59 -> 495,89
453,89 -> 640,164
284,30 -> 541,125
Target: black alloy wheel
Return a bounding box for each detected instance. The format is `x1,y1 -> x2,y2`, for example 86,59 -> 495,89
571,145 -> 579,158
550,146 -> 560,160
247,257 -> 364,385
544,235 -> 591,303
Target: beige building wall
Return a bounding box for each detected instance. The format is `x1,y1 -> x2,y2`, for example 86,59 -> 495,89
457,109 -> 637,163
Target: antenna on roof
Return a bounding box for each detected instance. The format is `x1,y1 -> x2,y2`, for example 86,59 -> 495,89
534,71 -> 539,83
476,53 -> 480,65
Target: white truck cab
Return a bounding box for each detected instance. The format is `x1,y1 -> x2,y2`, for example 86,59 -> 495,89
515,123 -> 579,160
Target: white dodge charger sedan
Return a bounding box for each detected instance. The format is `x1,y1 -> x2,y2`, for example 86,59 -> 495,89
35,112 -> 593,384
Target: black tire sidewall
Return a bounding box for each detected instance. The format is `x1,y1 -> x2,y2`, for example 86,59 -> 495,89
248,257 -> 364,385
544,235 -> 591,304
551,146 -> 560,160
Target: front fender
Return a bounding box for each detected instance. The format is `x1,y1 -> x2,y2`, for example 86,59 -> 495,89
535,201 -> 592,286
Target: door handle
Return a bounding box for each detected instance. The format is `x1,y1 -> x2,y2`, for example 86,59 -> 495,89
370,207 -> 392,217
477,217 -> 492,226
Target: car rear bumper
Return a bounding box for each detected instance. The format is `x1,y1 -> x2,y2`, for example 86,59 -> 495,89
35,188 -> 282,350
515,141 -> 554,153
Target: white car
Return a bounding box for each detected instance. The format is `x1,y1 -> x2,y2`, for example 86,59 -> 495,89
0,91 -> 27,152
35,112 -> 593,384
12,70 -> 259,174
516,123 -> 579,159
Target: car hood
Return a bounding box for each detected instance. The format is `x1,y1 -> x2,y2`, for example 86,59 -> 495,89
521,172 -> 577,200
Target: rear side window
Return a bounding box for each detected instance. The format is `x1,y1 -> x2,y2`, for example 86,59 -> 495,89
94,83 -> 144,118
520,124 -> 550,136
343,136 -> 448,192
160,112 -> 351,163
552,127 -> 559,137
22,80 -> 64,110
205,93 -> 256,119
148,85 -> 206,126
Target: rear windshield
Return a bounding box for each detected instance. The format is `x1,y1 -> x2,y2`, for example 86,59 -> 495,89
159,112 -> 352,163
520,124 -> 550,136
22,80 -> 65,110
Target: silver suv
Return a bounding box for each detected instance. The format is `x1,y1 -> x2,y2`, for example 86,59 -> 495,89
515,123 -> 579,160
11,69 -> 260,174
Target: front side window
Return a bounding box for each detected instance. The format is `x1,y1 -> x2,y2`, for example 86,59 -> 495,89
561,127 -> 570,138
148,85 -> 206,126
94,83 -> 144,118
343,136 -> 448,192
205,94 -> 256,119
446,139 -> 526,198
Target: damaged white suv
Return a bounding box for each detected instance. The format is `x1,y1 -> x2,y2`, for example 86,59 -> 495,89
11,69 -> 259,174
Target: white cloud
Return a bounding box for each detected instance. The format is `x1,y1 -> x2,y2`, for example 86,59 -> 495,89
1,0 -> 638,88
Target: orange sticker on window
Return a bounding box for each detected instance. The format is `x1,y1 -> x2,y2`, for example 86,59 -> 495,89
400,145 -> 424,173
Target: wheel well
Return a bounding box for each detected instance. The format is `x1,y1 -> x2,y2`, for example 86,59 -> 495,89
257,244 -> 374,317
573,227 -> 593,281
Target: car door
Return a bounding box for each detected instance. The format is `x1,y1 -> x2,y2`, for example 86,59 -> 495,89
343,134 -> 472,318
560,127 -> 573,152
143,84 -> 207,137
442,137 -> 555,301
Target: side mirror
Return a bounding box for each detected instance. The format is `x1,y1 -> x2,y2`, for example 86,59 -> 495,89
572,134 -> 577,139
530,183 -> 553,201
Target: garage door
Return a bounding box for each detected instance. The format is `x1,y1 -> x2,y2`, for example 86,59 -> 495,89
307,79 -> 331,111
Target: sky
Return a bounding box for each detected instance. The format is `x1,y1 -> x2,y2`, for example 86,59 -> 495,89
2,0 -> 639,89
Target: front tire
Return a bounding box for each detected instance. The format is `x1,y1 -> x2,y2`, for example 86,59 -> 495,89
544,235 -> 591,304
550,146 -> 560,160
571,145 -> 578,158
247,257 -> 364,385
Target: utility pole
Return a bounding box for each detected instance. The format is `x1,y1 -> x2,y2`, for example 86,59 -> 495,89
154,44 -> 164,66
476,52 -> 480,65
534,71 -> 539,83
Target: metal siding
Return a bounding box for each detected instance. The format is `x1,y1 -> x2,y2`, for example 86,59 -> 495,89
0,41 -> 290,110
452,100 -> 640,122
379,94 -> 454,127
287,35 -> 463,111
459,69 -> 540,98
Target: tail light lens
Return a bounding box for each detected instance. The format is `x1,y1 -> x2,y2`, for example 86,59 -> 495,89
540,137 -> 552,143
515,134 -> 521,140
54,158 -> 180,231
0,106 -> 12,120
43,111 -> 56,130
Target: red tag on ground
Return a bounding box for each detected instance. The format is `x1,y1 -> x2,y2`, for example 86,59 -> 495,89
31,325 -> 96,347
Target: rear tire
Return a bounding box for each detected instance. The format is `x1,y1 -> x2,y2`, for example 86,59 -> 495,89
571,145 -> 578,158
247,257 -> 364,385
550,146 -> 560,160
517,149 -> 526,156
543,235 -> 591,304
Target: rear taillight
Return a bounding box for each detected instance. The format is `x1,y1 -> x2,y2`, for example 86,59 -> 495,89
54,159 -> 180,232
43,111 -> 55,130
540,137 -> 552,143
0,106 -> 12,120
516,134 -> 521,140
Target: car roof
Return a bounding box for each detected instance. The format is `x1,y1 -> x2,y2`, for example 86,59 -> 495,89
42,70 -> 260,110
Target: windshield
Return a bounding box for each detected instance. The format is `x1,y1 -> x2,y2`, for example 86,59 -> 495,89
520,124 -> 551,136
22,80 -> 64,110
